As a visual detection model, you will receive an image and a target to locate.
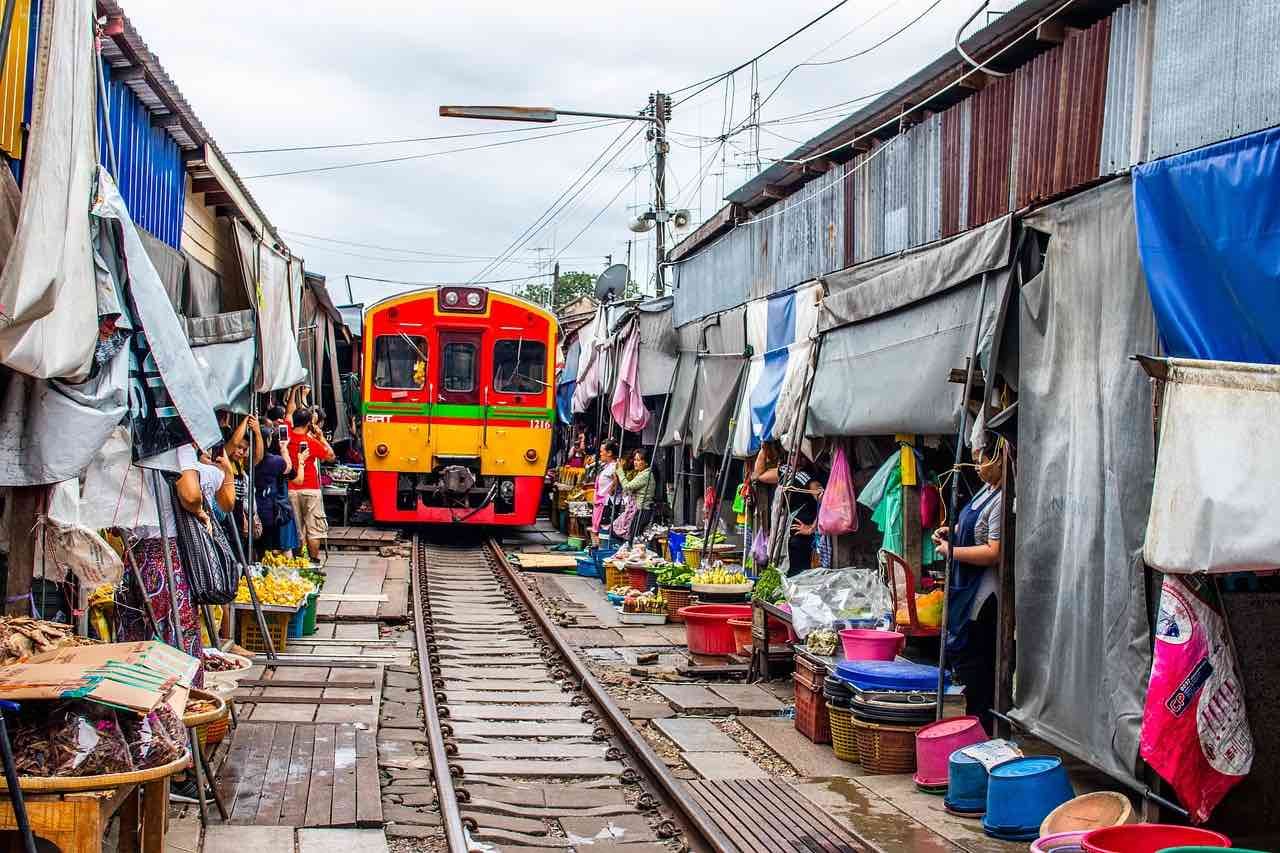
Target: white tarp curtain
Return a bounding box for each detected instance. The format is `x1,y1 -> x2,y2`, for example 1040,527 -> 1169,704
191,338 -> 255,413
733,282 -> 822,455
1010,178 -> 1156,788
0,0 -> 98,381
1142,357 -> 1280,574
233,221 -> 307,393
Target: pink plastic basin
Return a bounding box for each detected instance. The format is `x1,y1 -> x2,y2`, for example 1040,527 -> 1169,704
1032,832 -> 1088,853
678,605 -> 753,655
1082,825 -> 1231,853
913,715 -> 986,787
839,628 -> 906,661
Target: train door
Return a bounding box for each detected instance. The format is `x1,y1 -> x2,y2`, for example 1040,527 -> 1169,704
437,330 -> 482,405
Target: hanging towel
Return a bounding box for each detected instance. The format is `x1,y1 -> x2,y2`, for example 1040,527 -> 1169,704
610,328 -> 650,432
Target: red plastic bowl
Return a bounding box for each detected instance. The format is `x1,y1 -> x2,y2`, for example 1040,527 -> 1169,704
1082,824 -> 1231,853
678,605 -> 752,655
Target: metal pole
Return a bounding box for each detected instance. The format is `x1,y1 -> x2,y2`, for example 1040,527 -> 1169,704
934,272 -> 991,718
0,703 -> 36,853
699,362 -> 751,565
653,92 -> 669,297
552,261 -> 560,312
345,274 -> 355,304
0,0 -> 18,91
93,27 -> 119,178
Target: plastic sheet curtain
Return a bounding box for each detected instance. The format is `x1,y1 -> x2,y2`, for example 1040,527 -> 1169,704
233,221 -> 307,393
1010,178 -> 1156,788
183,253 -> 223,317
733,283 -> 821,455
659,324 -> 701,446
139,229 -> 186,310
688,307 -> 746,457
0,0 -> 98,381
635,296 -> 678,396
571,307 -> 607,413
1133,125 -> 1280,363
557,338 -> 580,425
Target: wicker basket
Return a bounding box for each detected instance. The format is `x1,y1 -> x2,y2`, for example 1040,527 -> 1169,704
660,586 -> 691,623
603,559 -> 625,590
201,701 -> 233,748
851,717 -> 921,774
795,674 -> 831,744
827,704 -> 859,762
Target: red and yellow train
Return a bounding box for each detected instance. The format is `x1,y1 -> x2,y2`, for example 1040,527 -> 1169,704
361,286 -> 557,526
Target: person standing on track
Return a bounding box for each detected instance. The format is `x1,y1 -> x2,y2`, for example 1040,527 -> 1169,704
286,407 -> 335,565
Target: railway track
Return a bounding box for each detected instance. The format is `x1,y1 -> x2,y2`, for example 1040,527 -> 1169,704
411,533 -> 732,852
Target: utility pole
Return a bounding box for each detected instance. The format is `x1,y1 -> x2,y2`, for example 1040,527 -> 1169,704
650,92 -> 670,296
552,261 -> 560,313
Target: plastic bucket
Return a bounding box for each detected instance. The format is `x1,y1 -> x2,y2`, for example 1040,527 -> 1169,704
668,531 -> 687,564
1156,849 -> 1264,853
944,749 -> 989,816
838,628 -> 906,661
287,602 -> 307,639
303,592 -> 319,635
1032,832 -> 1089,853
982,756 -> 1075,841
577,557 -> 601,578
913,716 -> 986,788
678,604 -> 753,655
727,618 -> 753,653
1082,826 -> 1232,853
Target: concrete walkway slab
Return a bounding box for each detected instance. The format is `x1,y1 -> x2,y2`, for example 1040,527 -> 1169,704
708,683 -> 785,715
737,716 -> 862,778
652,684 -> 735,714
298,829 -> 390,853
682,751 -> 771,780
652,717 -> 740,752
202,827 -> 295,853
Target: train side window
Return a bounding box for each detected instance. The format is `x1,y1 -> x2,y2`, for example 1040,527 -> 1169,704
442,342 -> 477,392
493,340 -> 547,394
373,334 -> 427,389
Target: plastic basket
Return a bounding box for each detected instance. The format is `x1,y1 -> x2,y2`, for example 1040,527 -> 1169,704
626,566 -> 649,590
851,717 -> 920,774
235,610 -> 291,653
303,592 -> 319,636
795,654 -> 829,692
794,674 -> 831,744
827,703 -> 858,762
604,560 -> 625,590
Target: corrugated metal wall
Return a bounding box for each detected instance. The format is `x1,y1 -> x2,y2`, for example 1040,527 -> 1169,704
968,74 -> 1015,227
1099,1 -> 1144,174
1011,15 -> 1111,209
940,99 -> 972,237
1148,0 -> 1280,161
0,0 -> 33,159
97,61 -> 186,247
751,164 -> 845,300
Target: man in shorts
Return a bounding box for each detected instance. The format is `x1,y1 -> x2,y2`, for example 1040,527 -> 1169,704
286,407 -> 335,563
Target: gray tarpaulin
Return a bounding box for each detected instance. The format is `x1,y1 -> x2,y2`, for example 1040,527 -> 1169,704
636,296 -> 677,396
190,338 -> 254,413
182,309 -> 254,348
139,229 -> 186,310
233,221 -> 307,392
1011,178 -> 1156,788
689,307 -> 746,456
659,324 -> 701,447
819,215 -> 1011,332
672,227 -> 753,328
184,253 -> 222,317
807,272 -> 1008,437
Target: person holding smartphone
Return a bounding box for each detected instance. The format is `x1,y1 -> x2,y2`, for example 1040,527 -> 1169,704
286,407 -> 335,564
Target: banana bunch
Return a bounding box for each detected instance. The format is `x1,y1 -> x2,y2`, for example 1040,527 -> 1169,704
235,575 -> 315,607
693,567 -> 750,586
261,550 -> 312,570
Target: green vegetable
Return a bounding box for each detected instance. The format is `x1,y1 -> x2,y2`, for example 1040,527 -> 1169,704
656,562 -> 694,587
751,567 -> 784,604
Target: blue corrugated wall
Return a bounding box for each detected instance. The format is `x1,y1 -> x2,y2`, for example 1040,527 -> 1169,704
96,61 -> 186,248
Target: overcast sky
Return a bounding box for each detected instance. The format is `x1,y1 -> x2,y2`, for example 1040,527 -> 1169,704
123,0 -> 999,305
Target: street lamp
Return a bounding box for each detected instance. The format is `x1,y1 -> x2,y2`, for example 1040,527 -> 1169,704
439,94 -> 674,296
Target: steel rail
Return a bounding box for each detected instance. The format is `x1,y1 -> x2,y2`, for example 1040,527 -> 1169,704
485,539 -> 735,853
409,535 -> 471,853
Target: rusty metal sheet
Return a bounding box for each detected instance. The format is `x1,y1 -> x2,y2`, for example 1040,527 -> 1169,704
967,74 -> 1015,226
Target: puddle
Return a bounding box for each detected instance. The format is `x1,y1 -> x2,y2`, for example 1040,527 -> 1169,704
800,778 -> 959,852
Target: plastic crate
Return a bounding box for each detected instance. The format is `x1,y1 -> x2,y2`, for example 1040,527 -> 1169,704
795,653 -> 829,692
794,673 -> 831,744
604,559 -> 625,590
827,703 -> 859,763
235,609 -> 291,653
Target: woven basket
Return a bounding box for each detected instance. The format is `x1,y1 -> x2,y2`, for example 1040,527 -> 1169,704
827,703 -> 858,762
603,560 -> 625,590
660,586 -> 691,623
851,717 -> 920,774
201,702 -> 233,747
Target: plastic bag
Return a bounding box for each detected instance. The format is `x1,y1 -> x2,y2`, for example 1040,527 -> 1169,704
782,567 -> 892,639
1140,575 -> 1252,823
120,709 -> 185,770
11,702 -> 135,777
751,529 -> 769,566
817,444 -> 857,535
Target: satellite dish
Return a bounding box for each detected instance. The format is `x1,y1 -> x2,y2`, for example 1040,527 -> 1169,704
672,209 -> 692,230
595,264 -> 629,302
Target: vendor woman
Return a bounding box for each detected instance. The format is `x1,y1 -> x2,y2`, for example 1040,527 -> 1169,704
753,443 -> 824,577
931,436 -> 1005,733
590,439 -> 619,547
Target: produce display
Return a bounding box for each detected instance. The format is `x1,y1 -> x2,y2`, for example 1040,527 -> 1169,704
804,628 -> 838,656
234,573 -> 315,607
621,591 -> 667,614
683,530 -> 726,553
184,698 -> 218,717
692,566 -> 750,586
751,567 -> 784,604
608,585 -> 643,597
0,617 -> 97,666
11,702 -> 136,777
201,651 -> 248,673
655,562 -> 694,587
121,708 -> 185,769
260,550 -> 313,570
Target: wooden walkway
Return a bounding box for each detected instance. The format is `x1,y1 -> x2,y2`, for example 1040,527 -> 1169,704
317,553 -> 408,622
326,526 -> 400,549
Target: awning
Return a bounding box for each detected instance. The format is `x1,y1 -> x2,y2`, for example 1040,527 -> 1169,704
234,221 -> 307,393
659,324 -> 701,447
688,306 -> 746,456
734,283 -> 822,454
635,296 -> 677,396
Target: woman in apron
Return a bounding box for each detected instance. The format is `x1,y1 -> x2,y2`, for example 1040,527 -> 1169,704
932,440 -> 1005,732
590,439 -> 619,548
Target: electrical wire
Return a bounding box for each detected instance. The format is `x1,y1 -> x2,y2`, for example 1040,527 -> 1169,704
550,154 -> 654,269
955,0 -> 1010,76
278,229 -> 599,262
241,120 -> 623,179
348,272 -> 552,288
226,118 -> 610,154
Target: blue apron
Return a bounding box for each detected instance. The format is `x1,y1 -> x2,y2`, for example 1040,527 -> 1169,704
945,486 -> 1000,655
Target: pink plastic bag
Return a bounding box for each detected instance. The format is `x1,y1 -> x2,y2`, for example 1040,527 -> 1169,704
1139,575 -> 1252,823
817,444 -> 857,535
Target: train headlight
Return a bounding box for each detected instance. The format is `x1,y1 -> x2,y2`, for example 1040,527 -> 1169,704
375,443 -> 389,458
465,291 -> 482,307
524,448 -> 538,463
443,291 -> 460,307
500,480 -> 515,501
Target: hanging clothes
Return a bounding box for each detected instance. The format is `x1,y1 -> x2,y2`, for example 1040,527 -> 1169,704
610,328 -> 650,432
858,451 -> 939,564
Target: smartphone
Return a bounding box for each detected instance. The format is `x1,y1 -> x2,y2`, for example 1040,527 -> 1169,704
277,425 -> 288,441
299,440 -> 310,453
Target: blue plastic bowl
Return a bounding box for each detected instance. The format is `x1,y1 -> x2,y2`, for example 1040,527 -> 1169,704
944,749 -> 989,815
982,756 -> 1074,840
835,660 -> 946,692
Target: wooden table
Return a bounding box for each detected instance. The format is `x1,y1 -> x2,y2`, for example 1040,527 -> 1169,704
0,756 -> 186,853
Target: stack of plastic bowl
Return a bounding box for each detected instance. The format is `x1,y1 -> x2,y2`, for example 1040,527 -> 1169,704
1041,791 -> 1135,836
982,756 -> 1075,840
1081,826 -> 1232,853
913,717 -> 986,793
1032,832 -> 1090,852
944,748 -> 988,817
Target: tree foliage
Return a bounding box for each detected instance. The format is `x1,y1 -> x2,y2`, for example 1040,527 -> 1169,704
515,270 -> 639,311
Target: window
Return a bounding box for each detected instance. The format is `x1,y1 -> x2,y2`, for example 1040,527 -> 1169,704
373,334 -> 426,390
493,339 -> 547,394
442,342 -> 477,392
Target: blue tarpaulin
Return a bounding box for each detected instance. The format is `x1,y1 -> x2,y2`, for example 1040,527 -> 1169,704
1133,126 -> 1280,363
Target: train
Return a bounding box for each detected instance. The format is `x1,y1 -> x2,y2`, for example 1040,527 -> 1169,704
360,286 -> 557,526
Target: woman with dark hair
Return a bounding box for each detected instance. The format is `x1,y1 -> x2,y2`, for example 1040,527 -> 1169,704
590,439 -> 619,548
614,448 -> 655,544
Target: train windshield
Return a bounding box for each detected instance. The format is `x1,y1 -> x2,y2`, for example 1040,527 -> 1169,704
493,340 -> 546,394
442,341 -> 477,392
373,334 -> 426,389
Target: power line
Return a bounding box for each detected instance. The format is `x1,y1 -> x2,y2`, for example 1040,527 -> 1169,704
550,155 -> 653,266
227,118 -> 607,154
279,229 -> 600,262
241,120 -> 623,179
349,272 -> 552,287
